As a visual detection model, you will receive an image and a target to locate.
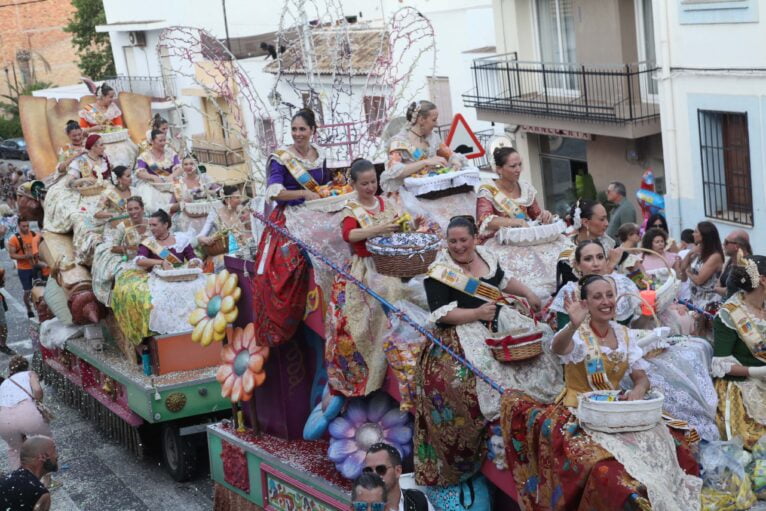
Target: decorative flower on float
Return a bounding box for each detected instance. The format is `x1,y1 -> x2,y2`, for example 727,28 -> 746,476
189,269 -> 240,346
327,391 -> 412,480
216,323 -> 269,402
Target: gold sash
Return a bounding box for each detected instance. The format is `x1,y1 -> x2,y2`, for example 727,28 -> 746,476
427,262 -> 506,303
389,140 -> 427,161
578,322 -> 631,391
140,237 -> 181,265
102,188 -> 126,211
345,200 -> 375,229
479,184 -> 525,219
720,296 -> 766,363
273,149 -> 320,192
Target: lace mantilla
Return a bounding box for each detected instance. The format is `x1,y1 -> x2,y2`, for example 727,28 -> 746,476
147,273 -> 207,335
584,424 -> 702,511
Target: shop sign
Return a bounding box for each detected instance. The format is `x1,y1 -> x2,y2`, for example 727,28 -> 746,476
520,125 -> 592,140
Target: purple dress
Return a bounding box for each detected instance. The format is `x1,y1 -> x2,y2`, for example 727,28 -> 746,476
266,156 -> 329,207
136,148 -> 181,177
136,242 -> 196,262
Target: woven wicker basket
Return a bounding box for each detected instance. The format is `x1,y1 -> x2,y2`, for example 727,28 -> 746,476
577,390 -> 664,433
100,129 -> 129,144
203,234 -> 229,258
366,233 -> 440,278
72,179 -> 105,197
485,329 -> 544,362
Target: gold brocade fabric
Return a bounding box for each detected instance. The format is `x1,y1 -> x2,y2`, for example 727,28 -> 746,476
562,345 -> 630,408
715,378 -> 766,450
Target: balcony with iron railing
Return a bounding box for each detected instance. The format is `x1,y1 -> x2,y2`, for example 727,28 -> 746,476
104,75 -> 176,101
463,52 -> 661,138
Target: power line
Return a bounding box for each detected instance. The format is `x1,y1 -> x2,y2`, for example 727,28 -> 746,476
0,0 -> 49,9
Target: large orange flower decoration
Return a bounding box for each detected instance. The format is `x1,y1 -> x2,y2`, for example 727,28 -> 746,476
216,323 -> 269,402
189,269 -> 241,346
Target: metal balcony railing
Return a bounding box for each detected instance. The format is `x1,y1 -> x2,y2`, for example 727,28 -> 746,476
193,146 -> 246,167
463,53 -> 660,124
104,75 -> 176,100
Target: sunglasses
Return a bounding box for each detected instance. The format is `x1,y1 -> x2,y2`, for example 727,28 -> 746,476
352,502 -> 386,511
724,240 -> 738,246
362,464 -> 391,477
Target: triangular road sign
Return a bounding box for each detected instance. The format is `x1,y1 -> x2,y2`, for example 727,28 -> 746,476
444,113 -> 486,160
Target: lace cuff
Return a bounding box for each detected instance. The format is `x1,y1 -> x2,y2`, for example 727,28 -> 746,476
265,183 -> 286,202
711,356 -> 740,378
429,301 -> 459,323
478,214 -> 498,237
558,338 -> 587,365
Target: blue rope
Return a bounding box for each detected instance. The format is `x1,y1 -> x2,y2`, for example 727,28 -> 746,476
253,211 -> 507,395
677,299 -> 715,319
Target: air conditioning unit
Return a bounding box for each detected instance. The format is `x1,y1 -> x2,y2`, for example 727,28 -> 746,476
128,31 -> 146,47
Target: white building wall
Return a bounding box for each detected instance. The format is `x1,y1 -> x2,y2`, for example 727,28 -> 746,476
655,0 -> 766,250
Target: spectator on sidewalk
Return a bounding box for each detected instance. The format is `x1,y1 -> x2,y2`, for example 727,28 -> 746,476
0,435 -> 58,511
606,181 -> 637,239
0,267 -> 11,355
0,356 -> 51,470
8,219 -> 48,318
364,443 -> 433,511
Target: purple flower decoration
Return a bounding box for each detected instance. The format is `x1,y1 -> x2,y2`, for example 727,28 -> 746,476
327,391 -> 413,480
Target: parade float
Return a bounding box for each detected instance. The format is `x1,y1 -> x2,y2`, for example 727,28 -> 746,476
19,88 -> 240,482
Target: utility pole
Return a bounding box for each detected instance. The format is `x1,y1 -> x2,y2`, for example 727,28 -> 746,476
222,0 -> 231,52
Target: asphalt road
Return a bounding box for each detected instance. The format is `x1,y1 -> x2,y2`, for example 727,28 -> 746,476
0,158 -> 214,509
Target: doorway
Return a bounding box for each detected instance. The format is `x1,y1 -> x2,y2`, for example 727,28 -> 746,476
539,135 -> 588,217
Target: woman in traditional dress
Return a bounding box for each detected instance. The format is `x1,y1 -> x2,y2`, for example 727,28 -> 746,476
91,196 -> 148,305
55,120 -> 86,176
78,84 -> 123,133
551,240 -> 641,328
72,165 -> 136,266
477,147 -> 571,298
169,155 -> 216,233
134,129 -> 181,213
93,166 -> 135,224
712,254 -> 766,449
414,216 -> 562,488
197,184 -> 252,270
381,100 -> 475,232
551,241 -> 717,440
499,275 -> 701,510
43,134 -> 111,234
252,108 -> 333,347
135,209 -> 200,270
112,209 -> 203,347
556,199 -> 616,291
324,159 -> 417,397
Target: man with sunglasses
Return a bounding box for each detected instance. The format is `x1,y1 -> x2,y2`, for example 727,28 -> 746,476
351,472 -> 387,511
363,443 -> 433,511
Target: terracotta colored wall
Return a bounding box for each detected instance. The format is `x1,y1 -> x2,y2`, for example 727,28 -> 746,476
0,0 -> 81,97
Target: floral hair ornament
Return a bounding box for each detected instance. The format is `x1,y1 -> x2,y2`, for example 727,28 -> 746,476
572,199 -> 583,230
409,101 -> 422,126
738,249 -> 761,289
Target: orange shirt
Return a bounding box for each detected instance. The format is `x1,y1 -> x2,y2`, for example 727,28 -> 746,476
9,232 -> 41,270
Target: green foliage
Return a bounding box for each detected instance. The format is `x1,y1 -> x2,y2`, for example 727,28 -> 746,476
0,116 -> 21,139
64,0 -> 116,79
574,171 -> 597,201
0,81 -> 54,138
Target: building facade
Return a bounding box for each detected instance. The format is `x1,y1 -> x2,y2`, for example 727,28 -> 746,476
465,0 -> 661,219
0,0 -> 81,98
97,0 -> 495,174
653,0 -> 765,250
